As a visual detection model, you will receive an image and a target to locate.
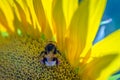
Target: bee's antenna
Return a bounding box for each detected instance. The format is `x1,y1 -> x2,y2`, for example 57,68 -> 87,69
40,51 -> 47,56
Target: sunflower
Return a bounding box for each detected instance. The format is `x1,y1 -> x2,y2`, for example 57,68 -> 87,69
0,0 -> 120,80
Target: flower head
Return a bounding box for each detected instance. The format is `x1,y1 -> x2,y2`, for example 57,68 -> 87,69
0,0 -> 120,80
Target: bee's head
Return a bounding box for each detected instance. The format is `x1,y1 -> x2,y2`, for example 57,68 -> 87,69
45,43 -> 57,54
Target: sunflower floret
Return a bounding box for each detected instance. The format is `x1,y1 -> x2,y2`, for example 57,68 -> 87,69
0,36 -> 80,80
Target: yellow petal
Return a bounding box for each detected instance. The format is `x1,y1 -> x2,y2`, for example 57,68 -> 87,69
0,0 -> 14,34
65,0 -> 89,67
24,0 -> 39,29
97,55 -> 120,80
13,0 -> 39,36
52,0 -> 66,50
14,0 -> 33,35
33,0 -> 53,39
91,30 -> 120,80
87,0 -> 107,43
0,24 -> 7,32
81,0 -> 107,57
79,54 -> 118,80
62,0 -> 78,28
33,0 -> 46,31
41,0 -> 53,33
92,30 -> 120,57
24,0 -> 42,37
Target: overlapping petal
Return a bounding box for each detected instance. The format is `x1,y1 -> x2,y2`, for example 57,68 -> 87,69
79,54 -> 118,80
65,0 -> 89,67
91,30 -> 120,80
33,0 -> 53,39
81,0 -> 107,57
64,0 -> 107,68
92,30 -> 120,56
78,30 -> 120,80
62,0 -> 78,28
0,0 -> 14,34
78,30 -> 120,79
41,0 -> 53,33
52,0 -> 66,50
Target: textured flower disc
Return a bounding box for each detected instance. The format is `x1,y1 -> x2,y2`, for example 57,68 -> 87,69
0,36 -> 80,80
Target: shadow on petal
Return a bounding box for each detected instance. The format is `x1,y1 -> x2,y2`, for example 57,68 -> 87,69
79,54 -> 118,80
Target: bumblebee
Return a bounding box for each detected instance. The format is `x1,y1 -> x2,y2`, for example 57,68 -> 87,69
40,42 -> 61,66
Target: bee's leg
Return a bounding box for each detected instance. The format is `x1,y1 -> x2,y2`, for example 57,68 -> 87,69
53,57 -> 59,65
57,50 -> 61,55
43,57 -> 47,64
41,57 -> 47,64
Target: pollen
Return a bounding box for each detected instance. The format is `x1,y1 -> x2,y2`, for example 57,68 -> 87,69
0,36 -> 80,80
